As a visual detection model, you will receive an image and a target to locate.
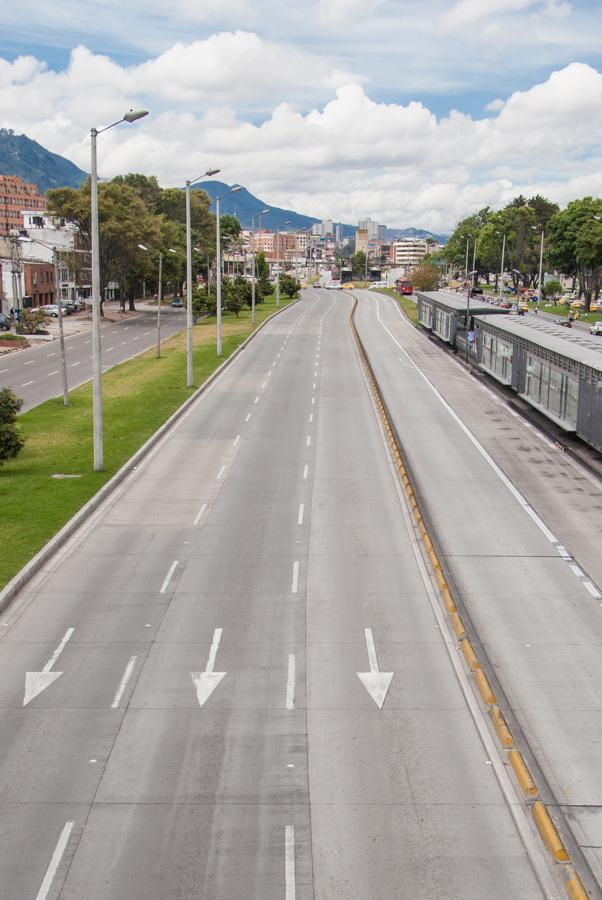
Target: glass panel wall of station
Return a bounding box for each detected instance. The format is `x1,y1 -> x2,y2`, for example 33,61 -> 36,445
480,332 -> 513,384
524,353 -> 579,429
433,307 -> 451,341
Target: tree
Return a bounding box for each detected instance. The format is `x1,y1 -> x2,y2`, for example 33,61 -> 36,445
547,197 -> 602,310
112,174 -> 162,214
47,179 -> 161,314
279,274 -> 301,298
224,277 -> 250,317
542,279 -> 563,300
351,251 -> 366,277
412,260 -> 440,291
0,387 -> 24,464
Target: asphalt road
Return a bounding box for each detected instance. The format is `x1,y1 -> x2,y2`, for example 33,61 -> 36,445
0,289 -> 583,898
0,308 -> 186,412
354,287 -> 602,894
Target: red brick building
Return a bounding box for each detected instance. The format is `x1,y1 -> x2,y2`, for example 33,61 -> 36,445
0,175 -> 46,236
23,261 -> 55,307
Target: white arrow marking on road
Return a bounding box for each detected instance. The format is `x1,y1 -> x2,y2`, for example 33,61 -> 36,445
24,627 -> 74,706
191,628 -> 226,706
356,628 -> 394,709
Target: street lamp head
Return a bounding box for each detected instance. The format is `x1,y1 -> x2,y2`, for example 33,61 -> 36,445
168,248 -> 177,254
261,208 -> 269,214
123,109 -> 149,123
230,185 -> 243,194
137,243 -> 148,251
205,168 -> 220,177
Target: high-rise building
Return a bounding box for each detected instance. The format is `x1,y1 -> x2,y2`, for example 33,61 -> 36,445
390,238 -> 430,268
0,175 -> 46,236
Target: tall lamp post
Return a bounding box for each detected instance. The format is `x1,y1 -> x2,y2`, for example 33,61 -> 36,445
90,108 -> 149,472
138,244 -> 177,357
531,225 -> 545,310
185,168 -> 220,387
275,220 -> 291,307
251,208 -> 269,325
496,231 -> 506,301
215,185 -> 242,356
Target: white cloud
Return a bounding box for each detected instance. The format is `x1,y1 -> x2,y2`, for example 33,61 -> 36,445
317,0 -> 385,23
441,0 -> 571,29
1,40 -> 601,232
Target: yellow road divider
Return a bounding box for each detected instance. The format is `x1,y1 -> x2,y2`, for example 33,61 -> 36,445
508,750 -> 538,798
348,297 -> 585,898
564,867 -> 589,900
532,802 -> 570,862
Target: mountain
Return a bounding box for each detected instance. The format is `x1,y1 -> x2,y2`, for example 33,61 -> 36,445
199,181 -> 320,231
200,181 -> 446,243
0,129 -> 87,193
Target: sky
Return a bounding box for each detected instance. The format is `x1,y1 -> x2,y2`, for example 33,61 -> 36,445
0,0 -> 601,232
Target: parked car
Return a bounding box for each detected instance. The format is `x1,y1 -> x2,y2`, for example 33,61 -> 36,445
0,313 -> 10,331
40,304 -> 59,317
590,321 -> 602,335
312,282 -> 322,289
171,297 -> 184,308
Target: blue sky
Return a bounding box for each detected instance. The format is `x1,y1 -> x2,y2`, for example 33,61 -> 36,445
0,0 -> 601,230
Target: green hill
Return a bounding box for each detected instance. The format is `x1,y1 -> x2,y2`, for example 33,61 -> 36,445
0,129 -> 87,194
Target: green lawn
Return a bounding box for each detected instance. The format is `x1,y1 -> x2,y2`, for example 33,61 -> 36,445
538,302 -> 602,324
375,287 -> 420,326
0,293 -> 292,590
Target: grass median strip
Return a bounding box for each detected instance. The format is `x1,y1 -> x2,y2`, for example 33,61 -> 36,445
0,295 -> 291,590
375,287 -> 419,326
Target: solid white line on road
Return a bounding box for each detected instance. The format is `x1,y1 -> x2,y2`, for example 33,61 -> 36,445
24,359 -> 34,365
379,297 -> 560,545
70,361 -> 80,367
303,465 -> 308,479
584,580 -> 602,598
217,465 -> 226,479
557,548 -> 571,559
194,503 -> 207,525
254,395 -> 260,404
160,560 -> 179,594
291,561 -> 299,594
233,434 -> 241,447
245,413 -> 251,422
309,414 -> 313,423
298,504 -> 304,525
35,820 -> 74,900
111,656 -> 137,708
570,564 -> 584,578
285,825 -> 296,900
286,654 -> 296,710
21,380 -> 34,387
306,435 -> 311,447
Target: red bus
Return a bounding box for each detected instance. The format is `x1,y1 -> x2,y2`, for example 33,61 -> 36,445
395,279 -> 413,295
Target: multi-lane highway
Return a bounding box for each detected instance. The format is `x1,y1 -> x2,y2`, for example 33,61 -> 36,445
0,288 -> 599,898
0,307 -> 185,412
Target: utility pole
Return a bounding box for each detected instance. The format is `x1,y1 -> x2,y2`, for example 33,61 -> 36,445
53,249 -> 70,406
157,251 -> 163,359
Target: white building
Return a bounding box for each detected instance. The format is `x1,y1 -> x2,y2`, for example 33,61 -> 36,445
390,238 -> 431,269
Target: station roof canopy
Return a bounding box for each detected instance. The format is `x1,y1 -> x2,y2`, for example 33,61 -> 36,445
416,290 -> 505,314
473,313 -> 602,373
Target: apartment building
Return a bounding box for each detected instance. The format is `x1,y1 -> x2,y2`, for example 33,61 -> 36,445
390,238 -> 430,268
0,175 -> 46,236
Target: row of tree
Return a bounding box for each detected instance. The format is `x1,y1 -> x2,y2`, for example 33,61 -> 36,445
46,174 -> 242,313
440,194 -> 602,310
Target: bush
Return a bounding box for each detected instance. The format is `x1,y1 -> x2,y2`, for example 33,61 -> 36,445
0,387 -> 24,464
542,280 -> 563,300
20,308 -> 48,334
279,274 -> 301,298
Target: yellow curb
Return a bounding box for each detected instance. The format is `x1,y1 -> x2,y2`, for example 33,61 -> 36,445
461,638 -> 481,670
433,566 -> 447,591
508,749 -> 538,798
441,586 -> 456,613
474,667 -> 496,705
450,611 -> 466,639
564,867 -> 589,900
489,705 -> 514,747
532,802 -> 570,862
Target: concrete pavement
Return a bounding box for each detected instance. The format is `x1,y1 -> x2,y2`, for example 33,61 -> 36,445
354,287 -> 602,895
0,288 -> 573,898
0,307 -> 186,412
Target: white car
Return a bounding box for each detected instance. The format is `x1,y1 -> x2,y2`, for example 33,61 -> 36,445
590,321 -> 602,335
40,304 -> 59,317
369,281 -> 388,290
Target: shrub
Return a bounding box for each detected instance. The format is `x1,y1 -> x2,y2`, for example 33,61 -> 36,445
0,387 -> 24,464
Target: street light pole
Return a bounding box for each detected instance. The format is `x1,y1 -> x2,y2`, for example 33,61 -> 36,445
53,249 -> 70,406
157,251 -> 163,358
251,208 -> 269,325
275,220 -> 291,307
537,228 -> 544,311
90,108 -> 148,471
184,167 -> 220,387
215,186 -> 242,356
498,232 -> 506,301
